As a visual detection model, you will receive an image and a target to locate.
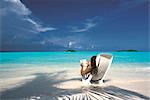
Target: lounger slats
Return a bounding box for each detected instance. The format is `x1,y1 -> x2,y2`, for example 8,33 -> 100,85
92,54 -> 113,81
57,90 -> 124,100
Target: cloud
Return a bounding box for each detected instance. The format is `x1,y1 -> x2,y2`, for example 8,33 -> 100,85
4,0 -> 31,15
0,0 -> 57,51
24,18 -> 56,32
39,34 -> 94,50
68,41 -> 76,48
1,0 -> 56,33
71,18 -> 97,32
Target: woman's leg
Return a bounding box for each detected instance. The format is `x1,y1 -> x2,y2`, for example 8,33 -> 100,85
82,74 -> 87,80
81,74 -> 93,86
86,74 -> 93,82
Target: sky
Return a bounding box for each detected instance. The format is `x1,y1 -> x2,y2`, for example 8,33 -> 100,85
0,0 -> 149,51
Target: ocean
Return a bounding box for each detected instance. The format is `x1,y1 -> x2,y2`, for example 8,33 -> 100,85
0,51 -> 149,67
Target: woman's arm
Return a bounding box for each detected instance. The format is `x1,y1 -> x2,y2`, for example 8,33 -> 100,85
80,65 -> 91,76
80,64 -> 84,76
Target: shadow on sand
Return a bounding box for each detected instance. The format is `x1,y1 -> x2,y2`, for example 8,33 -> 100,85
0,71 -> 149,100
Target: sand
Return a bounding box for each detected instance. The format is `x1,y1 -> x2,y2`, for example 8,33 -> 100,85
0,66 -> 149,99
53,67 -> 150,97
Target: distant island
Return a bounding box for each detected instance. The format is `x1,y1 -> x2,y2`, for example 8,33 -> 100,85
65,49 -> 77,52
116,49 -> 139,52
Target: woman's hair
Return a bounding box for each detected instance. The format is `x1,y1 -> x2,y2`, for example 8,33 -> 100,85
91,56 -> 98,75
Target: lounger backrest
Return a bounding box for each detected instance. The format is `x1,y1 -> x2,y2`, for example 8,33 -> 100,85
92,54 -> 113,81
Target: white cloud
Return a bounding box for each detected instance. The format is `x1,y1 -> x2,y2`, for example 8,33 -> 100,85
71,18 -> 97,32
41,34 -> 92,50
4,0 -> 31,15
40,36 -> 80,48
24,18 -> 56,32
68,41 -> 76,48
2,0 -> 56,33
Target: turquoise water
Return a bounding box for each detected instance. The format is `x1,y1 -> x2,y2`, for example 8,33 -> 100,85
0,52 -> 150,67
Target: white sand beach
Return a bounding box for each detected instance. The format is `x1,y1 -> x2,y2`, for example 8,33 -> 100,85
53,67 -> 150,97
0,64 -> 150,99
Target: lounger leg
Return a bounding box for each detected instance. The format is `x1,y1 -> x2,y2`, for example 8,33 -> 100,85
98,79 -> 104,86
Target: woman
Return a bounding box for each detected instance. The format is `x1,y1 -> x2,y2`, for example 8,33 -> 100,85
80,56 -> 98,80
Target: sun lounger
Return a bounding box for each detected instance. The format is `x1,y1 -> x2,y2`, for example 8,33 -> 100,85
82,54 -> 113,86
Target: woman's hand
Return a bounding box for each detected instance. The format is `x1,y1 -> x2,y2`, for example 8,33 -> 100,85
88,61 -> 91,65
80,63 -> 83,67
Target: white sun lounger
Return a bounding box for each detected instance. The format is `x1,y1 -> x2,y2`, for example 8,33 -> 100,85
57,54 -> 114,99
82,54 -> 113,86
